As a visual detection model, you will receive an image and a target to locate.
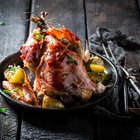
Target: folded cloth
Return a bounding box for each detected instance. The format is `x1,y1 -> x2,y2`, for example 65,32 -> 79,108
89,27 -> 140,120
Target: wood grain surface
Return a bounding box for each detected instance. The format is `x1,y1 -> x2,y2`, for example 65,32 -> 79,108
86,0 -> 140,43
0,0 -> 31,139
29,0 -> 86,47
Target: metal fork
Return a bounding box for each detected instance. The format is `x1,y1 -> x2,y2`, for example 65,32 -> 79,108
102,43 -> 140,113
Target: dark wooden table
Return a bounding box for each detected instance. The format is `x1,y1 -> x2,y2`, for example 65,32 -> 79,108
0,0 -> 140,139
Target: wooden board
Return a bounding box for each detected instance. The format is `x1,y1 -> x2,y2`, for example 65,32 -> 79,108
21,113 -> 94,140
0,0 -> 31,139
85,0 -> 140,75
86,0 -> 140,43
93,116 -> 140,140
29,0 -> 86,44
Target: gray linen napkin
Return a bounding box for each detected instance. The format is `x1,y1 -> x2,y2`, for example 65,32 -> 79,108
89,27 -> 140,120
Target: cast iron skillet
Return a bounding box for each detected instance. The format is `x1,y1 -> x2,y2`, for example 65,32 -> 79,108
0,51 -> 118,114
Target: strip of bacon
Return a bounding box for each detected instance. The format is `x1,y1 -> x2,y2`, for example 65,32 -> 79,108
20,32 -> 44,72
2,70 -> 39,106
34,35 -> 96,102
47,27 -> 84,59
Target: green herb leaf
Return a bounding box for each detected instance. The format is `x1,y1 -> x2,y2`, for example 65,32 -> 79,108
66,53 -> 78,65
0,22 -> 6,26
12,88 -> 19,94
8,64 -> 19,72
8,65 -> 14,68
35,35 -> 39,39
0,108 -> 6,113
33,29 -> 40,34
19,91 -> 23,96
3,89 -> 10,94
87,71 -> 94,75
35,34 -> 44,40
66,59 -> 78,65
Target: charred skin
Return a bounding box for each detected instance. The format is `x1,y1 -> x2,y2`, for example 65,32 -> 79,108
34,35 -> 95,102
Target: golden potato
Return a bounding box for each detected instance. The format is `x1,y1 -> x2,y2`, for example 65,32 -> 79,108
42,95 -> 64,108
91,56 -> 104,65
90,64 -> 105,73
4,65 -> 24,84
9,68 -> 24,84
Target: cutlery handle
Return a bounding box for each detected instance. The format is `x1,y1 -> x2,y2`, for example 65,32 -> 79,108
123,80 -> 128,113
121,66 -> 140,96
129,78 -> 140,96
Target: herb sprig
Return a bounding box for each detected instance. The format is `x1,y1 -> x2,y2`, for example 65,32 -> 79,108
4,64 -> 20,79
33,29 -> 44,40
0,107 -> 6,114
66,53 -> 78,65
11,88 -> 19,94
3,89 -> 10,94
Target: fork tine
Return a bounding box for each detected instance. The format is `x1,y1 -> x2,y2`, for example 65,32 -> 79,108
108,44 -> 118,65
102,43 -> 129,113
123,73 -> 129,113
102,43 -> 110,59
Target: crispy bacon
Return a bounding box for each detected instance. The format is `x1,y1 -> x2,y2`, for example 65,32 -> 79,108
20,26 -> 84,73
3,12 -> 106,108
34,35 -> 95,102
20,33 -> 44,72
2,70 -> 39,106
47,27 -> 84,59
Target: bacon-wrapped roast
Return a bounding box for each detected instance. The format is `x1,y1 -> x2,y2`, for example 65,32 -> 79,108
2,12 -> 106,108
34,35 -> 96,104
47,27 -> 84,59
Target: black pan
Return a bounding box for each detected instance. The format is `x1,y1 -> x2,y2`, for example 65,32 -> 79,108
0,51 -> 118,114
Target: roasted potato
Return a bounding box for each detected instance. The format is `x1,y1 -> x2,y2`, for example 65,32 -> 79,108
42,95 -> 64,108
4,65 -> 24,84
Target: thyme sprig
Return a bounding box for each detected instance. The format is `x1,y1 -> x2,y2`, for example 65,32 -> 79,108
66,53 -> 78,65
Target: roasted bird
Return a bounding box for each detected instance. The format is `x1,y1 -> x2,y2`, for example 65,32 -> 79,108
2,12 -> 106,108
34,35 -> 96,103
